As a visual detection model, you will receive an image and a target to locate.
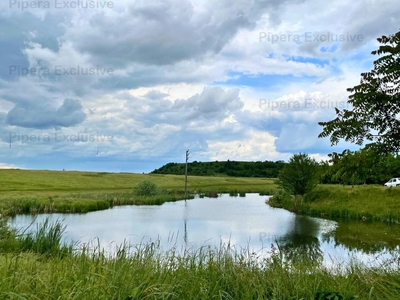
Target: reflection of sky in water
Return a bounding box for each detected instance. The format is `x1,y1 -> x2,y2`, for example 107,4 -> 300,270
10,194 -> 399,267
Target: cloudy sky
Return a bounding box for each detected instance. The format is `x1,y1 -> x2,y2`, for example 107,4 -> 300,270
0,0 -> 399,172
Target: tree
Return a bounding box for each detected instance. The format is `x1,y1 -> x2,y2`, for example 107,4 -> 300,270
318,30 -> 400,153
277,153 -> 319,207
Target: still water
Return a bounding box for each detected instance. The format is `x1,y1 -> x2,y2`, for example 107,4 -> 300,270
10,193 -> 400,266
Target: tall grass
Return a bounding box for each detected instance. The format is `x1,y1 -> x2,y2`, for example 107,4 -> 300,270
1,218 -> 400,299
1,238 -> 400,298
0,217 -> 73,257
17,218 -> 74,257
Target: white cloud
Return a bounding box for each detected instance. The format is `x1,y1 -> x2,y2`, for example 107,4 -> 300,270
207,129 -> 284,161
0,162 -> 21,169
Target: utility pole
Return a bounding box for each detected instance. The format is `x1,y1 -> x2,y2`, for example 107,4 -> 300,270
184,149 -> 189,201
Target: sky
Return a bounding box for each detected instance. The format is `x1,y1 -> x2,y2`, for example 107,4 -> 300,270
0,0 -> 399,173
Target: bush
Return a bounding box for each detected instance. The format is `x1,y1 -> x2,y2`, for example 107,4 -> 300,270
277,153 -> 319,197
269,189 -> 291,206
134,181 -> 159,196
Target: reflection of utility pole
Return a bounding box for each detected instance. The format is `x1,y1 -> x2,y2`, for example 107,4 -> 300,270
184,200 -> 188,246
184,149 -> 189,201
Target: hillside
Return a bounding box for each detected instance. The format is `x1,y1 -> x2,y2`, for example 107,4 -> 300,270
151,160 -> 285,177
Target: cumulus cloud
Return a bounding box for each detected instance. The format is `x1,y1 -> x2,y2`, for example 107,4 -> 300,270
207,129 -> 282,161
173,86 -> 243,121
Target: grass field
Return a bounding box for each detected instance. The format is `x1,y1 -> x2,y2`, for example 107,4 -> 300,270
0,169 -> 276,193
270,184 -> 400,223
0,169 -> 276,216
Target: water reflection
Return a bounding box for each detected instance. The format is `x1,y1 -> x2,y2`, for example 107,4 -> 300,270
276,216 -> 323,264
323,221 -> 400,253
9,193 -> 400,266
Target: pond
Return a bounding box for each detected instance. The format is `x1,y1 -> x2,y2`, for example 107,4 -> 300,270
10,193 -> 400,267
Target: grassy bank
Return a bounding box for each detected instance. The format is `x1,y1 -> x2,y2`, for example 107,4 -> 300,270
0,169 -> 276,216
269,185 -> 400,223
1,219 -> 400,300
2,191 -> 193,216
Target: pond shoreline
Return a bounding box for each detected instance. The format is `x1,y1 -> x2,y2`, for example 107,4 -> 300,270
268,184 -> 400,224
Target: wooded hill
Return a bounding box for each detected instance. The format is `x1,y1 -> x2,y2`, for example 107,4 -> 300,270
151,160 -> 286,177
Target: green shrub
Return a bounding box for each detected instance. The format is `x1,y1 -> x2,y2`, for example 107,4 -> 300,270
134,180 -> 159,196
277,153 -> 319,197
268,189 -> 291,207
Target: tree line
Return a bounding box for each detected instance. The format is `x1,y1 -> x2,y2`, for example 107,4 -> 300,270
151,160 -> 286,177
320,148 -> 400,185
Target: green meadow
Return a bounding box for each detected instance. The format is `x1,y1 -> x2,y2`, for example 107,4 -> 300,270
0,169 -> 276,216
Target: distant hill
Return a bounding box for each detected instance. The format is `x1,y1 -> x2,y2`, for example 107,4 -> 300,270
151,160 -> 286,178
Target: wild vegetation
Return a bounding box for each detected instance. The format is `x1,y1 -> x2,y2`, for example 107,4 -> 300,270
1,218 -> 400,299
151,160 -> 286,177
270,151 -> 400,223
319,148 -> 400,185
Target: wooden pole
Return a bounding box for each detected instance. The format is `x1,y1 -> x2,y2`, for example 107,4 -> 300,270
184,149 -> 189,201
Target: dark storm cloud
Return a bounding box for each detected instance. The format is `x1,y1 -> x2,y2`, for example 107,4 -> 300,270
65,1 -> 250,67
64,0 -> 304,68
6,98 -> 86,129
